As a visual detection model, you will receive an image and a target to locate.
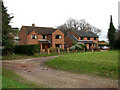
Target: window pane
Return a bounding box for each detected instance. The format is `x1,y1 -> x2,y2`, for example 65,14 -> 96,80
31,35 -> 37,39
59,35 -> 62,39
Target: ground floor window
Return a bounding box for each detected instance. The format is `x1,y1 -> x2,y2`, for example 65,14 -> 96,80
55,44 -> 62,48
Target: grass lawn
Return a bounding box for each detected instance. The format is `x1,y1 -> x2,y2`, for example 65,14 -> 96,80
45,50 -> 118,79
2,68 -> 47,88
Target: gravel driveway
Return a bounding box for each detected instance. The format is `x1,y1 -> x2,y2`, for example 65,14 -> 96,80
2,56 -> 118,88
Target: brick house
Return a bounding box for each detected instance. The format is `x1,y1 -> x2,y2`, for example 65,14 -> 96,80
18,24 -> 64,51
65,29 -> 99,49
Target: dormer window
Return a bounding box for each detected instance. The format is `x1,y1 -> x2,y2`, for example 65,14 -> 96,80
31,34 -> 37,39
42,35 -> 47,39
55,35 -> 62,39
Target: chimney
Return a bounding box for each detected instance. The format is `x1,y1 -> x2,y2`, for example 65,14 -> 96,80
85,28 -> 87,32
32,23 -> 35,27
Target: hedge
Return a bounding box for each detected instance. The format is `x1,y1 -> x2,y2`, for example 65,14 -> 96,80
14,44 -> 40,55
98,43 -> 110,46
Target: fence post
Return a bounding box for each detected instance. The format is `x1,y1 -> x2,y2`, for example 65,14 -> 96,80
67,48 -> 69,53
47,49 -> 50,54
92,48 -> 94,52
83,48 -> 85,52
57,48 -> 60,53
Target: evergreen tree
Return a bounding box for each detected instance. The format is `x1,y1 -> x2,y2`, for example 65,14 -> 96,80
2,2 -> 15,55
108,15 -> 116,50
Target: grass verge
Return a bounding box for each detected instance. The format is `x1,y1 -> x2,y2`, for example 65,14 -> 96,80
2,68 -> 47,88
45,50 -> 118,79
2,52 -> 80,60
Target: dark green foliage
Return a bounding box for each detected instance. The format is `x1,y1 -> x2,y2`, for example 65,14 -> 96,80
14,44 -> 40,55
73,41 -> 77,45
114,38 -> 120,49
2,2 -> 18,55
98,43 -> 110,46
107,15 -> 116,50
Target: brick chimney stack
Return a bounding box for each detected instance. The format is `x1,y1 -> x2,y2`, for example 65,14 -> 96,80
32,23 -> 35,27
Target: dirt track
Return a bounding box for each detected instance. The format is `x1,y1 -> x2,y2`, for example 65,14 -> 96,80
2,56 -> 118,88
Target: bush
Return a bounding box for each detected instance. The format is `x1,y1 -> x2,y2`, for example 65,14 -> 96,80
14,44 -> 40,55
93,47 -> 100,51
70,45 -> 82,51
60,48 -> 66,52
49,47 -> 57,52
77,44 -> 87,51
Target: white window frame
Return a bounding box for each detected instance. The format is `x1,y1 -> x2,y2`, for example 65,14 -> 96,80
31,34 -> 37,39
42,35 -> 47,39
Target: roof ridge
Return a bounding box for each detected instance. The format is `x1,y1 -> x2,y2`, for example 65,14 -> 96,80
23,26 -> 54,29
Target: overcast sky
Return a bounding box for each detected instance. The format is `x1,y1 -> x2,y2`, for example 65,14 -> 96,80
3,0 -> 119,41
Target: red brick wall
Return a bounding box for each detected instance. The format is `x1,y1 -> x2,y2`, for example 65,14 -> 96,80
52,29 -> 64,49
90,37 -> 99,46
27,31 -> 40,44
47,34 -> 52,43
18,26 -> 27,45
65,35 -> 73,48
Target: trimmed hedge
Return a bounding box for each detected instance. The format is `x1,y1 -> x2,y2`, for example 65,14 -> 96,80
14,44 -> 40,55
98,43 -> 109,46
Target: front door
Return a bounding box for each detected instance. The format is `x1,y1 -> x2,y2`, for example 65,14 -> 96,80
44,44 -> 48,51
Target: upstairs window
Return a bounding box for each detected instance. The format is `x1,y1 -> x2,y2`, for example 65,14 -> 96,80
87,37 -> 90,40
31,34 -> 37,39
55,35 -> 62,39
42,35 -> 47,39
94,37 -> 96,40
81,37 -> 84,40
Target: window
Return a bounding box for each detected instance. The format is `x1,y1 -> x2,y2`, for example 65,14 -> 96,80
55,44 -> 62,48
31,35 -> 37,39
42,35 -> 47,39
94,37 -> 96,40
87,37 -> 90,40
55,35 -> 62,39
81,37 -> 84,40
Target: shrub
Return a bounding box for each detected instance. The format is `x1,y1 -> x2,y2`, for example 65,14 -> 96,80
49,47 -> 57,52
77,44 -> 87,51
60,48 -> 66,52
70,45 -> 82,51
14,44 -> 40,55
93,47 -> 100,51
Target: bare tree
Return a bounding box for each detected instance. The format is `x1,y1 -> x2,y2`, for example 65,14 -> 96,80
58,18 -> 101,35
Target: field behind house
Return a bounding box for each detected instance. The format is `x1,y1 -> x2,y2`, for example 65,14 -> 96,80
45,50 -> 118,79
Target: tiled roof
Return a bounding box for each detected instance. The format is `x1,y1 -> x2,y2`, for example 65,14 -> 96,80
66,34 -> 95,44
23,26 -> 56,34
66,34 -> 78,42
71,30 -> 98,37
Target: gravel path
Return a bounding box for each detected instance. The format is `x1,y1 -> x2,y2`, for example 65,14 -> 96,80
2,56 -> 118,88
